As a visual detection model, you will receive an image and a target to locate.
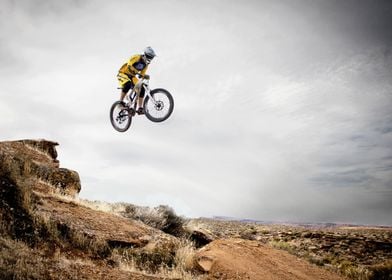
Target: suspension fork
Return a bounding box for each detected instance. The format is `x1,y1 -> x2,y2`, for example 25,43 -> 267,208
144,84 -> 157,105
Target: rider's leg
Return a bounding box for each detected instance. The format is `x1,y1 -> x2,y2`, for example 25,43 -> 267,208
120,91 -> 127,102
137,86 -> 145,114
121,81 -> 132,102
136,97 -> 144,114
117,73 -> 133,102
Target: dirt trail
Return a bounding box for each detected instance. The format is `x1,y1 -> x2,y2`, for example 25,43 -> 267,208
197,239 -> 346,280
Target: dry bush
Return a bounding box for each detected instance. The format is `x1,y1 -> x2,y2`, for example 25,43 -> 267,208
269,240 -> 296,254
240,227 -> 258,240
76,199 -> 126,214
111,237 -> 200,279
0,219 -> 9,237
332,260 -> 373,280
29,209 -> 110,259
173,238 -> 198,273
0,159 -> 105,257
367,261 -> 392,280
0,175 -> 39,244
47,219 -> 110,258
0,237 -> 95,280
0,237 -> 48,280
68,230 -> 109,257
76,200 -> 185,237
122,204 -> 185,236
112,245 -> 175,273
313,255 -> 392,280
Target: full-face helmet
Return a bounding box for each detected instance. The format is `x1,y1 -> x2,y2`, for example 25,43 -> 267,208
143,46 -> 156,64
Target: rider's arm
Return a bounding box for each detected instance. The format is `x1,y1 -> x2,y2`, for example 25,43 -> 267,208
127,55 -> 141,75
140,65 -> 149,77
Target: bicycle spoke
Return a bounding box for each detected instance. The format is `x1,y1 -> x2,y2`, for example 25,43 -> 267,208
110,101 -> 132,132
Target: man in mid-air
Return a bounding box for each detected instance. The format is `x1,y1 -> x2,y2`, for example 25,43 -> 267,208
117,46 -> 156,114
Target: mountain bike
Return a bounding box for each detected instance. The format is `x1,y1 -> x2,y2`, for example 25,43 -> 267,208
110,75 -> 174,132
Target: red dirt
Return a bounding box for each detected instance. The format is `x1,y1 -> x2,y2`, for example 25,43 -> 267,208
196,239 -> 346,280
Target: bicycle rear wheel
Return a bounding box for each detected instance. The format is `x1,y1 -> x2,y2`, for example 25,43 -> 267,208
144,88 -> 174,122
110,101 -> 132,132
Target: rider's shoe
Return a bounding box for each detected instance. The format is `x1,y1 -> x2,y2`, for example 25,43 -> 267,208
129,108 -> 136,116
137,107 -> 145,115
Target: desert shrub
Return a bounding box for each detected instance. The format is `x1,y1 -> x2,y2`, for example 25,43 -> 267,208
240,228 -> 258,240
76,201 -> 185,237
0,237 -> 49,280
269,240 -> 296,254
111,238 -> 200,278
0,176 -> 38,244
123,204 -> 185,237
112,246 -> 175,273
307,255 -> 326,266
173,238 -> 197,273
333,260 -> 372,280
368,261 -> 392,280
260,229 -> 270,234
53,222 -> 110,258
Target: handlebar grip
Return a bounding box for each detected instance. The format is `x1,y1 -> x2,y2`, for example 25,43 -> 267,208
136,73 -> 149,79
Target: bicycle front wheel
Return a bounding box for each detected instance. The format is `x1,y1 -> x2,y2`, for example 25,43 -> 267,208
110,101 -> 132,132
144,88 -> 174,122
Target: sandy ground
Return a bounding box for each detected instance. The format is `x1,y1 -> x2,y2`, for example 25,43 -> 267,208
197,239 -> 346,280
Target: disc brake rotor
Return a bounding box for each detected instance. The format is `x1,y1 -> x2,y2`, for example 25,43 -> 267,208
155,101 -> 164,111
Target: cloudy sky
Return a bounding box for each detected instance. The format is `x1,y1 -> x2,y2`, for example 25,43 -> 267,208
1,0 -> 391,225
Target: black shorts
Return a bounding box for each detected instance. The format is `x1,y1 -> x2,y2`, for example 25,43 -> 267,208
122,80 -> 134,94
122,78 -> 145,97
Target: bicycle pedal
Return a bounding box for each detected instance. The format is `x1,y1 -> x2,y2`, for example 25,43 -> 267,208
129,108 -> 136,116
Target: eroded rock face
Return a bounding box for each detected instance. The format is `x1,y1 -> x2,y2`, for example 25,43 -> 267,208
0,139 -> 181,279
0,139 -> 80,196
184,220 -> 216,248
21,139 -> 59,164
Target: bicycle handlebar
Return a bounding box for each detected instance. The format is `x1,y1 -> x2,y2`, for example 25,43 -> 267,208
136,73 -> 150,80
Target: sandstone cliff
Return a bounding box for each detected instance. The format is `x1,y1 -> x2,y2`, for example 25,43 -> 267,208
0,139 -> 181,279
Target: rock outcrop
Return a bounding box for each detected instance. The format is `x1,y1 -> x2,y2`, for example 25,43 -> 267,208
0,139 -> 80,196
0,139 -> 180,279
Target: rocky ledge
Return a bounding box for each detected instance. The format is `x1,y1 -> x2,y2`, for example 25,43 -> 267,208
0,139 -> 80,196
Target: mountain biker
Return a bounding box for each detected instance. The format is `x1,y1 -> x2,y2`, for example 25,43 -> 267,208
117,46 -> 156,114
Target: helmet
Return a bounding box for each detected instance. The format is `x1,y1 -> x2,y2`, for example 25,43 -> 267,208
143,46 -> 156,64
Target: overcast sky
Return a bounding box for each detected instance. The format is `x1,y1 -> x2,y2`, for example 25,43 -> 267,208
1,0 -> 392,225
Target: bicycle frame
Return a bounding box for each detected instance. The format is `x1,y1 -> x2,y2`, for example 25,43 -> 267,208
111,78 -> 173,130
125,78 -> 157,108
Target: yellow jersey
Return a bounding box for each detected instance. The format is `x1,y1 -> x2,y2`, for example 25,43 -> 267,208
119,54 -> 148,78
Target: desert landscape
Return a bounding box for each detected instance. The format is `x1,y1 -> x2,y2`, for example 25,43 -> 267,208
1,139 -> 391,279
